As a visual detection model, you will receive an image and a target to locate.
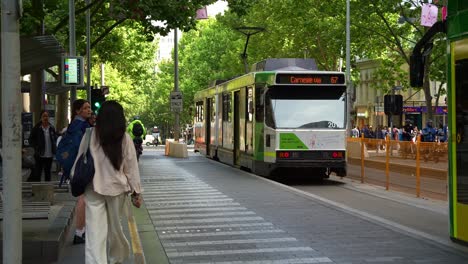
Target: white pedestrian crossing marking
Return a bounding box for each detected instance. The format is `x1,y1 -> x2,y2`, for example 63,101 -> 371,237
156,222 -> 273,230
148,206 -> 247,214
144,195 -> 228,201
183,258 -> 333,264
140,156 -> 334,264
164,237 -> 297,247
166,247 -> 315,257
153,216 -> 265,225
152,210 -> 256,219
159,229 -> 285,238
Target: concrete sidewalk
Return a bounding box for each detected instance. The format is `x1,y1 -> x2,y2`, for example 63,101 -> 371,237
52,198 -> 168,264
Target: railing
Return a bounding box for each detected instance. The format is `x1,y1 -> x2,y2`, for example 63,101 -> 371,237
347,135 -> 448,200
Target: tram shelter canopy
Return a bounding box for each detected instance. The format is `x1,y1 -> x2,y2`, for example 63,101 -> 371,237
1,35 -> 67,94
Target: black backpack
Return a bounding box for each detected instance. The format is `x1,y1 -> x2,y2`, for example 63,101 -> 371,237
132,122 -> 144,137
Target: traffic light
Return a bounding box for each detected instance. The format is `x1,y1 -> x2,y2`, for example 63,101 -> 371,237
91,89 -> 105,113
384,94 -> 403,115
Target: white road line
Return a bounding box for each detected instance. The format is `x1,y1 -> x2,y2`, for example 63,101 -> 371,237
183,258 -> 333,264
148,207 -> 247,214
147,198 -> 233,204
157,222 -> 273,230
145,202 -> 241,209
153,216 -> 265,225
144,189 -> 218,195
159,229 -> 284,238
144,195 -> 228,201
152,211 -> 256,219
166,247 -> 315,257
164,237 -> 297,247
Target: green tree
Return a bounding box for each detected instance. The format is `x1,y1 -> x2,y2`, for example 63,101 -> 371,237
352,0 -> 447,120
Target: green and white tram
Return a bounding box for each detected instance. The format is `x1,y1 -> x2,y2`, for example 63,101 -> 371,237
194,58 -> 347,178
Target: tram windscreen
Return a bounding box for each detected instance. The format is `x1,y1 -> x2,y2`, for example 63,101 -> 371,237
265,86 -> 346,129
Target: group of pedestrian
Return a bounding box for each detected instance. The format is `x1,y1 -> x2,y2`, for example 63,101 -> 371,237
351,120 -> 448,143
27,99 -> 143,263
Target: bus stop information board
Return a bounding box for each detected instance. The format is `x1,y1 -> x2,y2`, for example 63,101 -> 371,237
61,56 -> 84,87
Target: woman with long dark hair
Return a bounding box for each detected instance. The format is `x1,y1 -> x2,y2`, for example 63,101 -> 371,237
84,100 -> 142,263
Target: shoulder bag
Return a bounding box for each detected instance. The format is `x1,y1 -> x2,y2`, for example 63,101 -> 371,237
70,128 -> 95,197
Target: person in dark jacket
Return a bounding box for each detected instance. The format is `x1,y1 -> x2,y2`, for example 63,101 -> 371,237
28,110 -> 57,182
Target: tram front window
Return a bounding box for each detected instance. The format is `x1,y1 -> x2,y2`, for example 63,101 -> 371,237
265,86 -> 346,129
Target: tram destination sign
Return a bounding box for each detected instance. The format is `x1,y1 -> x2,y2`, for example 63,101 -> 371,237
275,73 -> 345,85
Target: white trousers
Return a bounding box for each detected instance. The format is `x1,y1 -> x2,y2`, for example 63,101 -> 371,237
85,188 -> 130,264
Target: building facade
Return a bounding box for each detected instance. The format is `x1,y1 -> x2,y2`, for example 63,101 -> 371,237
354,59 -> 447,131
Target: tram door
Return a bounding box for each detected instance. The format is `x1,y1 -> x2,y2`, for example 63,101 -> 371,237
450,38 -> 468,243
205,98 -> 212,157
234,91 -> 240,165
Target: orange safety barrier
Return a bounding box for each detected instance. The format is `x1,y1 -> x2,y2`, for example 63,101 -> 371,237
347,136 -> 448,200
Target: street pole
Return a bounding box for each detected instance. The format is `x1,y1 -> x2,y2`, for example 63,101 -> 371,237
390,89 -> 395,129
346,0 -> 352,135
69,0 -> 77,103
1,0 -> 23,262
174,29 -> 180,141
85,0 -> 91,102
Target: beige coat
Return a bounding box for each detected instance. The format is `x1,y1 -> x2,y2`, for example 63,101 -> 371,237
74,129 -> 142,196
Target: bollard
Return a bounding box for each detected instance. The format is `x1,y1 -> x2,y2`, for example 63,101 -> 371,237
385,134 -> 390,190
31,184 -> 55,204
416,135 -> 421,197
361,133 -> 365,183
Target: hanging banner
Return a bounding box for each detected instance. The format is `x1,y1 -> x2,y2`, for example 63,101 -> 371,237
421,4 -> 438,27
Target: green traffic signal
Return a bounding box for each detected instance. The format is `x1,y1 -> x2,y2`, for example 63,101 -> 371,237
91,89 -> 106,113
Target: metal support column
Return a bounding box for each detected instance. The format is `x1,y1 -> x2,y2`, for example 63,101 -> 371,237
1,0 -> 23,262
346,0 -> 352,135
174,29 -> 180,141
85,0 -> 91,101
69,0 -> 77,103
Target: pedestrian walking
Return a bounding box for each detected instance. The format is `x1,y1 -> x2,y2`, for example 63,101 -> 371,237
28,110 -> 57,182
55,99 -> 92,244
83,100 -> 142,263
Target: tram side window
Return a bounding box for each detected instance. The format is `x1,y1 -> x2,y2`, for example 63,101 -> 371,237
196,102 -> 204,122
212,100 -> 216,120
255,87 -> 264,122
223,93 -> 231,122
247,87 -> 253,122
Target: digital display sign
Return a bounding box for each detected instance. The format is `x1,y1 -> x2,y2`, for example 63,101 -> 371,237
275,73 -> 346,85
61,56 -> 84,87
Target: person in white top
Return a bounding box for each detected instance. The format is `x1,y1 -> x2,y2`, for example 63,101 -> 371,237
82,100 -> 142,264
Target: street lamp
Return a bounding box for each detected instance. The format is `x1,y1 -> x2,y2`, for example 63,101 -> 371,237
235,26 -> 265,73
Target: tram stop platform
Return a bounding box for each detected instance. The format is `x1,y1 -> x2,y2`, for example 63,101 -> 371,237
0,169 -> 78,264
